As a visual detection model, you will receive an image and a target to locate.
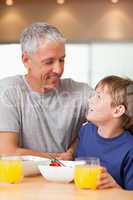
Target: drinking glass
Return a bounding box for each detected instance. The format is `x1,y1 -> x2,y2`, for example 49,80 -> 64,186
0,156 -> 23,183
74,157 -> 101,189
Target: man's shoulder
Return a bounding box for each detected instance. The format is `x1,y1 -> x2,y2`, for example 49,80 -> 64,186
0,75 -> 23,87
60,78 -> 91,92
61,78 -> 89,87
0,75 -> 24,96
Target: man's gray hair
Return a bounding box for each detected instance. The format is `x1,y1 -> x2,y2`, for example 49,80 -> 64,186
20,22 -> 66,54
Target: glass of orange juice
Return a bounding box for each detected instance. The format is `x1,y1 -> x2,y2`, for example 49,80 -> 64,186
0,156 -> 23,183
74,157 -> 101,189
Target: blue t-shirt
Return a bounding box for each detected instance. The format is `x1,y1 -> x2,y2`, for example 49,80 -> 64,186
75,122 -> 133,190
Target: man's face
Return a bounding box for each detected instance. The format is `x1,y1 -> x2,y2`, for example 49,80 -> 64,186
86,85 -> 115,125
22,40 -> 65,92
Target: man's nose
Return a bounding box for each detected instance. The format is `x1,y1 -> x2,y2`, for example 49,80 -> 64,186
52,61 -> 63,74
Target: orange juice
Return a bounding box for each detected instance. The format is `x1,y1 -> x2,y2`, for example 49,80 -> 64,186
74,165 -> 101,189
0,159 -> 23,183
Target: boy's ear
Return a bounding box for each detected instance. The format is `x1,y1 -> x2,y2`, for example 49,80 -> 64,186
113,105 -> 126,118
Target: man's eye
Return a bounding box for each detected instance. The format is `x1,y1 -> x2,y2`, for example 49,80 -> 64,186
45,61 -> 54,65
59,59 -> 65,63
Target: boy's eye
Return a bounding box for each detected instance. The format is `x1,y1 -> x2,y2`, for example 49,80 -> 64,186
94,92 -> 102,101
97,94 -> 101,98
94,92 -> 100,98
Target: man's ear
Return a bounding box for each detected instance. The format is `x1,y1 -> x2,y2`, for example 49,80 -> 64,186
22,52 -> 31,70
113,105 -> 126,118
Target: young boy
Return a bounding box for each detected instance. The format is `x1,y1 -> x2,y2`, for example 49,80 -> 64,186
75,75 -> 133,190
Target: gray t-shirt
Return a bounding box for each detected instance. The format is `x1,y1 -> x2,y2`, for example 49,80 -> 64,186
0,75 -> 92,152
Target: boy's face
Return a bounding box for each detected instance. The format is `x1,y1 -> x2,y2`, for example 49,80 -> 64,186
86,84 -> 115,125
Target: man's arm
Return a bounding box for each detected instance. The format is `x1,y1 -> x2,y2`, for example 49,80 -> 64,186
0,132 -> 63,158
56,133 -> 78,160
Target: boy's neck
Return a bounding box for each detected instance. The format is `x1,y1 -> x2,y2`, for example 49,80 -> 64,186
97,123 -> 124,139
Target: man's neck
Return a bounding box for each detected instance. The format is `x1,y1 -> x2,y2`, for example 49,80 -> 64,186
25,75 -> 50,94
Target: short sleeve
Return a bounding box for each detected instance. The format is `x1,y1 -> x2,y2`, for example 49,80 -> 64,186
0,84 -> 20,133
82,83 -> 94,117
123,148 -> 133,190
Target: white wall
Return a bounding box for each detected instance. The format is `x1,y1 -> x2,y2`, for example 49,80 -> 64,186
91,43 -> 133,87
63,44 -> 91,83
0,44 -> 26,78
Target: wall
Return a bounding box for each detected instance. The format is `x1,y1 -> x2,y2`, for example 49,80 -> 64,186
0,0 -> 133,42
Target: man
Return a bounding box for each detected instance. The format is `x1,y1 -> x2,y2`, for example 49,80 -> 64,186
0,22 -> 92,160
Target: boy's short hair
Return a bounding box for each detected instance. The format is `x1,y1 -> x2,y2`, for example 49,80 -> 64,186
96,75 -> 133,133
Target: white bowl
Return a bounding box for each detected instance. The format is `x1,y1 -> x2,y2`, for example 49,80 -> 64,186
21,156 -> 50,176
38,160 -> 85,183
38,165 -> 74,183
60,160 -> 85,167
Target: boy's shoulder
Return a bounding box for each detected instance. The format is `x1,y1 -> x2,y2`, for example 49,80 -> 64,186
122,131 -> 133,155
79,122 -> 97,139
126,131 -> 133,145
125,130 -> 133,139
125,136 -> 133,159
81,122 -> 97,131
